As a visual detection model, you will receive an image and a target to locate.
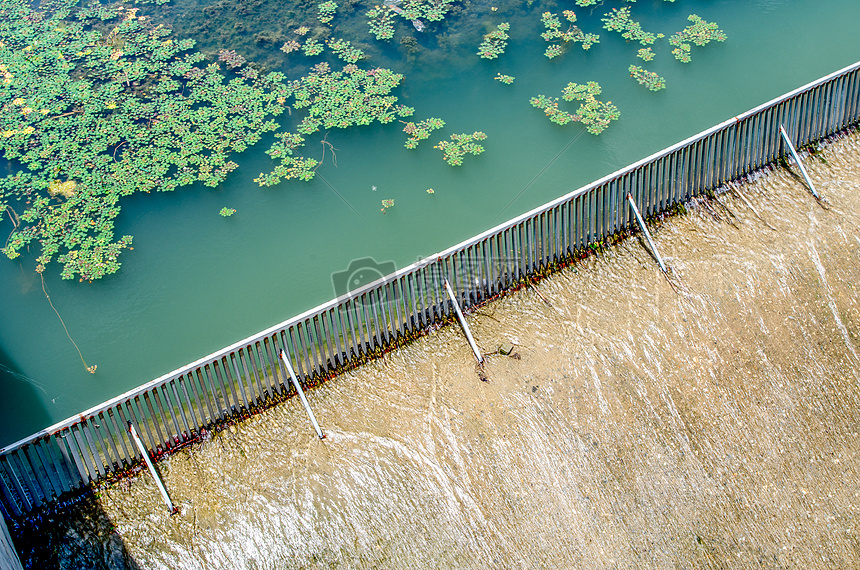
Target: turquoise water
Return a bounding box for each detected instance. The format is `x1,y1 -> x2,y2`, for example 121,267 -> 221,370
1,0 -> 859,446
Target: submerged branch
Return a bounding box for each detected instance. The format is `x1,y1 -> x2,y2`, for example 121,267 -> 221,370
39,268 -> 97,374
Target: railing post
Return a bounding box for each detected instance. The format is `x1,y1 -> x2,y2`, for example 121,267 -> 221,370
126,422 -> 177,515
444,279 -> 485,365
779,124 -> 820,199
278,350 -> 325,440
626,194 -> 668,275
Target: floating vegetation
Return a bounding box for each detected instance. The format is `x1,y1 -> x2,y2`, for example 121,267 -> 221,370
562,82 -> 620,134
280,40 -> 301,54
302,37 -> 325,56
381,198 -> 394,213
291,63 -> 414,135
48,180 -> 77,199
317,0 -> 338,24
255,132 -> 319,186
0,0 -> 291,280
541,11 -> 599,59
0,0 -> 728,283
367,5 -> 396,40
219,207 -> 236,217
366,0 -> 455,41
629,65 -> 666,91
529,95 -> 576,125
426,188 -> 434,194
601,7 -> 663,45
669,15 -> 727,63
326,38 -> 366,64
477,22 -> 510,59
637,47 -> 655,61
403,117 -> 445,149
531,81 -> 619,135
544,45 -> 564,59
396,0 -> 456,23
434,132 -> 487,166
217,49 -> 246,69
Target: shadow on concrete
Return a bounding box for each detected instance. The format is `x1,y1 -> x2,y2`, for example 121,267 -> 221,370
9,497 -> 145,570
1,347 -> 145,569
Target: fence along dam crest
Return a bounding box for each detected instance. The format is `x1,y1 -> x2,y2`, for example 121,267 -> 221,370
1,60 -> 859,519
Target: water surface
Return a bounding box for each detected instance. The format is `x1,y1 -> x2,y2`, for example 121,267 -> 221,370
1,0 -> 860,444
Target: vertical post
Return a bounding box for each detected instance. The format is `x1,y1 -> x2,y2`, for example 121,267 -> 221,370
626,194 -> 668,275
443,279 -> 485,365
126,422 -> 177,515
278,350 -> 325,440
779,125 -> 820,199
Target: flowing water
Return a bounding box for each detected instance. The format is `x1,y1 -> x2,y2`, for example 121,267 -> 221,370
13,129 -> 860,568
2,0 -> 860,445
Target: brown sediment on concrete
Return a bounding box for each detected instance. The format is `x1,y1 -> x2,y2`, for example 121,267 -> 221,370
15,132 -> 860,569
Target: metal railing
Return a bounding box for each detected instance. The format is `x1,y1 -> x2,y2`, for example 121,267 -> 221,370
2,60 -> 859,519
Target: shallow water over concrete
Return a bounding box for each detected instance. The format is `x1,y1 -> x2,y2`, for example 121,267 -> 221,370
15,132 -> 860,568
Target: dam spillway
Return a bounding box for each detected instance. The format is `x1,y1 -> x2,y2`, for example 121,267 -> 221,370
11,129 -> 860,569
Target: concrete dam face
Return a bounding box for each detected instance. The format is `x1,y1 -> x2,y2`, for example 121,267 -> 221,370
13,133 -> 860,569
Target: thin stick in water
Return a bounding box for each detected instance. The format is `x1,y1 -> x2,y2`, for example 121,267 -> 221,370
39,268 -> 96,374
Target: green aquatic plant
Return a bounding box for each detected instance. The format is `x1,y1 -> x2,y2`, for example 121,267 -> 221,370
477,22 -> 510,60
434,131 -> 487,166
532,81 -> 620,135
219,207 -> 236,217
601,7 -> 663,45
366,5 -> 396,40
402,117 -> 445,148
327,38 -> 366,63
669,14 -> 727,63
628,65 -> 666,91
317,0 -> 338,24
280,40 -> 301,54
562,82 -> 620,135
495,73 -> 515,84
302,37 -> 325,56
217,49 -> 246,69
399,0 -> 456,23
544,44 -> 564,59
0,0 -> 291,280
637,47 -> 655,61
255,132 -> 319,186
541,10 -> 599,58
529,95 -> 576,125
291,63 -> 414,135
421,0 -> 456,22
366,0 -> 456,40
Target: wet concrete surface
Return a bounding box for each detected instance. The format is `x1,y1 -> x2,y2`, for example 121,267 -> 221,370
13,131 -> 860,568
